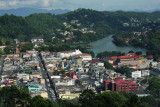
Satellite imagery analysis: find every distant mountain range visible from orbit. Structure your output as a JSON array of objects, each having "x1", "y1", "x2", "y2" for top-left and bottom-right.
[
  {"x1": 0, "y1": 7, "x2": 160, "y2": 17},
  {"x1": 0, "y1": 7, "x2": 71, "y2": 17}
]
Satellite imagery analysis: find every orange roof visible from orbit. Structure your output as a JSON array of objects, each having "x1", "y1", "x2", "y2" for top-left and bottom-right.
[{"x1": 110, "y1": 56, "x2": 118, "y2": 60}]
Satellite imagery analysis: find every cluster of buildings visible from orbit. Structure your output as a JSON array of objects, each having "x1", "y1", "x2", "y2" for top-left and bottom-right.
[
  {"x1": 107, "y1": 53, "x2": 157, "y2": 69},
  {"x1": 1, "y1": 39, "x2": 160, "y2": 101},
  {"x1": 41, "y1": 49, "x2": 93, "y2": 100},
  {"x1": 39, "y1": 49, "x2": 159, "y2": 100},
  {"x1": 54, "y1": 20, "x2": 96, "y2": 42},
  {"x1": 21, "y1": 37, "x2": 46, "y2": 48},
  {"x1": 0, "y1": 50, "x2": 49, "y2": 99}
]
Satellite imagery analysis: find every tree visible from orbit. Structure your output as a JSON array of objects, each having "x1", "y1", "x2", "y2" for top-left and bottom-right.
[
  {"x1": 79, "y1": 89, "x2": 95, "y2": 107},
  {"x1": 140, "y1": 95, "x2": 158, "y2": 107},
  {"x1": 104, "y1": 62, "x2": 113, "y2": 69},
  {"x1": 59, "y1": 99, "x2": 79, "y2": 107},
  {"x1": 94, "y1": 92, "x2": 119, "y2": 107},
  {"x1": 85, "y1": 51, "x2": 95, "y2": 58},
  {"x1": 128, "y1": 50, "x2": 134, "y2": 53},
  {"x1": 0, "y1": 86, "x2": 31, "y2": 107},
  {"x1": 4, "y1": 46, "x2": 13, "y2": 54},
  {"x1": 31, "y1": 95, "x2": 54, "y2": 107},
  {"x1": 123, "y1": 94, "x2": 141, "y2": 107},
  {"x1": 146, "y1": 77, "x2": 160, "y2": 97},
  {"x1": 60, "y1": 69, "x2": 66, "y2": 75},
  {"x1": 20, "y1": 43, "x2": 33, "y2": 52},
  {"x1": 53, "y1": 70, "x2": 58, "y2": 75},
  {"x1": 0, "y1": 49, "x2": 3, "y2": 58},
  {"x1": 115, "y1": 66, "x2": 131, "y2": 77},
  {"x1": 114, "y1": 58, "x2": 120, "y2": 65},
  {"x1": 135, "y1": 51, "x2": 142, "y2": 56}
]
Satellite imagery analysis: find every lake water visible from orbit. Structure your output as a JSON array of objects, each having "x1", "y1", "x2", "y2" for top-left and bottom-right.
[{"x1": 89, "y1": 35, "x2": 147, "y2": 56}]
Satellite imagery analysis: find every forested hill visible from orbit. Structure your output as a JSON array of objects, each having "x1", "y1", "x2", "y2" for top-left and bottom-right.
[
  {"x1": 0, "y1": 9, "x2": 160, "y2": 44},
  {"x1": 0, "y1": 8, "x2": 71, "y2": 17}
]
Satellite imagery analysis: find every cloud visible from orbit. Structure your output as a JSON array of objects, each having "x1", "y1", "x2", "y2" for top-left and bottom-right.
[
  {"x1": 0, "y1": 0, "x2": 59, "y2": 9},
  {"x1": 0, "y1": 0, "x2": 160, "y2": 11}
]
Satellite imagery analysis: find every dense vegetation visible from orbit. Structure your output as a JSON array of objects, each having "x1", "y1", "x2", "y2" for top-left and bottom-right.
[
  {"x1": 112, "y1": 23, "x2": 160, "y2": 59},
  {"x1": 0, "y1": 9, "x2": 160, "y2": 43},
  {"x1": 0, "y1": 86, "x2": 160, "y2": 107},
  {"x1": 96, "y1": 51, "x2": 123, "y2": 58},
  {"x1": 0, "y1": 9, "x2": 160, "y2": 57},
  {"x1": 0, "y1": 86, "x2": 54, "y2": 107},
  {"x1": 141, "y1": 76, "x2": 160, "y2": 98}
]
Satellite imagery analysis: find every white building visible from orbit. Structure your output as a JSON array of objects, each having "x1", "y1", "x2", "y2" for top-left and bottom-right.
[
  {"x1": 0, "y1": 45, "x2": 7, "y2": 51},
  {"x1": 17, "y1": 73, "x2": 30, "y2": 81},
  {"x1": 55, "y1": 78, "x2": 75, "y2": 86},
  {"x1": 141, "y1": 70, "x2": 150, "y2": 77},
  {"x1": 131, "y1": 70, "x2": 141, "y2": 79},
  {"x1": 57, "y1": 49, "x2": 82, "y2": 58},
  {"x1": 74, "y1": 54, "x2": 92, "y2": 61},
  {"x1": 31, "y1": 37, "x2": 44, "y2": 43}
]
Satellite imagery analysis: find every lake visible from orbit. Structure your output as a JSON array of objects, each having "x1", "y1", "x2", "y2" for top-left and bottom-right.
[{"x1": 89, "y1": 35, "x2": 146, "y2": 56}]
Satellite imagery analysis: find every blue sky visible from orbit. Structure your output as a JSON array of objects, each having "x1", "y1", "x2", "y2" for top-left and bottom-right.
[{"x1": 0, "y1": 0, "x2": 160, "y2": 11}]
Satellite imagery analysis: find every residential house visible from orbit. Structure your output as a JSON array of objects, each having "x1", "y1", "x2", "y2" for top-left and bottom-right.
[
  {"x1": 74, "y1": 54, "x2": 92, "y2": 61},
  {"x1": 131, "y1": 70, "x2": 141, "y2": 79}
]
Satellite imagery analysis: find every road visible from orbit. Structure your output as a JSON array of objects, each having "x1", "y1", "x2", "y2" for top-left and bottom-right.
[
  {"x1": 0, "y1": 56, "x2": 5, "y2": 86},
  {"x1": 38, "y1": 53, "x2": 59, "y2": 104}
]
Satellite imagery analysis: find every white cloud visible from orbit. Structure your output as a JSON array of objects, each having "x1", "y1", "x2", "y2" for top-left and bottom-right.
[{"x1": 0, "y1": 0, "x2": 160, "y2": 11}]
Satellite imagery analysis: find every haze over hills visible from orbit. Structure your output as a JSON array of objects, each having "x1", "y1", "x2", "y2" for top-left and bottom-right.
[
  {"x1": 0, "y1": 7, "x2": 71, "y2": 17},
  {"x1": 0, "y1": 7, "x2": 160, "y2": 17}
]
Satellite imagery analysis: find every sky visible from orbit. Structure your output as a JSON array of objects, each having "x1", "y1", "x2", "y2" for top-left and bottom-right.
[{"x1": 0, "y1": 0, "x2": 160, "y2": 11}]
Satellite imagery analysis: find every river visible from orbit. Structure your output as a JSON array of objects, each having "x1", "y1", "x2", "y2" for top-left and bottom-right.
[{"x1": 89, "y1": 35, "x2": 146, "y2": 56}]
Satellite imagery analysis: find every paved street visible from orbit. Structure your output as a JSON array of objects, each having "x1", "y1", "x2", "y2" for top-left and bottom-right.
[
  {"x1": 38, "y1": 53, "x2": 58, "y2": 103},
  {"x1": 0, "y1": 56, "x2": 5, "y2": 86}
]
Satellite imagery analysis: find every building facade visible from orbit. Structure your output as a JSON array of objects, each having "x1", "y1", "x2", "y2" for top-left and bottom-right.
[{"x1": 105, "y1": 78, "x2": 139, "y2": 92}]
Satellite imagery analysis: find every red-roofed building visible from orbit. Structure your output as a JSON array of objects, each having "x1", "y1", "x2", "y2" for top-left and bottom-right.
[
  {"x1": 23, "y1": 52, "x2": 32, "y2": 55},
  {"x1": 23, "y1": 52, "x2": 32, "y2": 58},
  {"x1": 104, "y1": 79, "x2": 111, "y2": 90},
  {"x1": 65, "y1": 35, "x2": 74, "y2": 40},
  {"x1": 124, "y1": 38, "x2": 131, "y2": 41},
  {"x1": 107, "y1": 53, "x2": 143, "y2": 63},
  {"x1": 128, "y1": 81, "x2": 139, "y2": 91},
  {"x1": 105, "y1": 78, "x2": 138, "y2": 92},
  {"x1": 21, "y1": 42, "x2": 30, "y2": 45},
  {"x1": 147, "y1": 55, "x2": 153, "y2": 59},
  {"x1": 44, "y1": 50, "x2": 50, "y2": 52},
  {"x1": 124, "y1": 38, "x2": 131, "y2": 43}
]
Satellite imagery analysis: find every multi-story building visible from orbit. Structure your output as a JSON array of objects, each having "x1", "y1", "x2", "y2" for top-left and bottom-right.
[
  {"x1": 57, "y1": 49, "x2": 82, "y2": 58},
  {"x1": 105, "y1": 77, "x2": 139, "y2": 92}
]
